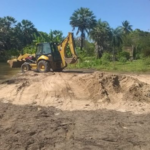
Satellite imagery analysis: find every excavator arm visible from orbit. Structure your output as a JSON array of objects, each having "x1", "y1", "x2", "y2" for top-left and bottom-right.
[{"x1": 57, "y1": 32, "x2": 78, "y2": 68}]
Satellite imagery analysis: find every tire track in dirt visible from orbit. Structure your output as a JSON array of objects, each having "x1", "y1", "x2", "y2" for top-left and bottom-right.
[
  {"x1": 58, "y1": 73, "x2": 74, "y2": 109},
  {"x1": 58, "y1": 72, "x2": 76, "y2": 149}
]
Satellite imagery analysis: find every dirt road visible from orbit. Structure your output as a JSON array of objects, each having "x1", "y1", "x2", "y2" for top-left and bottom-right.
[{"x1": 0, "y1": 70, "x2": 150, "y2": 149}]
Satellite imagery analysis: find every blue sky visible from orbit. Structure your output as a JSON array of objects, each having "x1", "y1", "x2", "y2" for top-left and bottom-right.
[{"x1": 0, "y1": 0, "x2": 150, "y2": 36}]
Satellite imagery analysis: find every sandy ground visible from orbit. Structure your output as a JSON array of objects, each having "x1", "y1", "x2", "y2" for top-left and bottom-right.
[
  {"x1": 0, "y1": 70, "x2": 150, "y2": 149},
  {"x1": 0, "y1": 70, "x2": 150, "y2": 114}
]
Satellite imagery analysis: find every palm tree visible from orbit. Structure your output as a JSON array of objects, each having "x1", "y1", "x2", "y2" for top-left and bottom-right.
[
  {"x1": 33, "y1": 30, "x2": 64, "y2": 44},
  {"x1": 89, "y1": 19, "x2": 111, "y2": 58},
  {"x1": 33, "y1": 32, "x2": 46, "y2": 44},
  {"x1": 14, "y1": 20, "x2": 37, "y2": 54},
  {"x1": 0, "y1": 16, "x2": 17, "y2": 50},
  {"x1": 49, "y1": 30, "x2": 63, "y2": 43},
  {"x1": 16, "y1": 20, "x2": 37, "y2": 46},
  {"x1": 121, "y1": 21, "x2": 133, "y2": 55},
  {"x1": 0, "y1": 16, "x2": 16, "y2": 32},
  {"x1": 121, "y1": 20, "x2": 132, "y2": 34},
  {"x1": 110, "y1": 27, "x2": 123, "y2": 60},
  {"x1": 70, "y1": 7, "x2": 96, "y2": 50}
]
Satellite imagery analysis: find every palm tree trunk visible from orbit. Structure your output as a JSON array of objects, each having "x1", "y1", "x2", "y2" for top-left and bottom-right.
[
  {"x1": 112, "y1": 46, "x2": 116, "y2": 69},
  {"x1": 95, "y1": 42, "x2": 101, "y2": 59},
  {"x1": 113, "y1": 46, "x2": 115, "y2": 61},
  {"x1": 80, "y1": 30, "x2": 84, "y2": 50},
  {"x1": 95, "y1": 42, "x2": 98, "y2": 58},
  {"x1": 80, "y1": 37, "x2": 83, "y2": 50}
]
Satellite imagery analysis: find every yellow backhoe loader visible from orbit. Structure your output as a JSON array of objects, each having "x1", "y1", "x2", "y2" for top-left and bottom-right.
[{"x1": 7, "y1": 32, "x2": 78, "y2": 72}]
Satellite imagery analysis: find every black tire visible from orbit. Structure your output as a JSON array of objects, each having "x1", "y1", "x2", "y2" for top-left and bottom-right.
[
  {"x1": 37, "y1": 60, "x2": 50, "y2": 73},
  {"x1": 21, "y1": 63, "x2": 31, "y2": 73}
]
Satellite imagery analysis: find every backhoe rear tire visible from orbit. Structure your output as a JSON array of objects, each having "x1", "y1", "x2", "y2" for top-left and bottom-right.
[
  {"x1": 53, "y1": 69, "x2": 63, "y2": 72},
  {"x1": 37, "y1": 60, "x2": 50, "y2": 73}
]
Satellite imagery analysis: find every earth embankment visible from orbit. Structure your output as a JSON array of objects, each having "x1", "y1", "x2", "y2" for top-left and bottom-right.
[{"x1": 0, "y1": 71, "x2": 150, "y2": 113}]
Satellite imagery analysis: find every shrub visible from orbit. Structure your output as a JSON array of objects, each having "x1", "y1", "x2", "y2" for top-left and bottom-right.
[
  {"x1": 91, "y1": 59, "x2": 102, "y2": 66},
  {"x1": 101, "y1": 53, "x2": 111, "y2": 61},
  {"x1": 142, "y1": 47, "x2": 150, "y2": 57},
  {"x1": 23, "y1": 45, "x2": 36, "y2": 54},
  {"x1": 118, "y1": 51, "x2": 130, "y2": 60},
  {"x1": 119, "y1": 56, "x2": 127, "y2": 63},
  {"x1": 0, "y1": 49, "x2": 20, "y2": 61},
  {"x1": 5, "y1": 49, "x2": 20, "y2": 56},
  {"x1": 135, "y1": 53, "x2": 140, "y2": 59},
  {"x1": 101, "y1": 53, "x2": 111, "y2": 65},
  {"x1": 143, "y1": 57, "x2": 150, "y2": 65},
  {"x1": 83, "y1": 56, "x2": 96, "y2": 61}
]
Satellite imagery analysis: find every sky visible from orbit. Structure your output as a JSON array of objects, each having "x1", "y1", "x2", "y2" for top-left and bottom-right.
[{"x1": 0, "y1": 0, "x2": 150, "y2": 36}]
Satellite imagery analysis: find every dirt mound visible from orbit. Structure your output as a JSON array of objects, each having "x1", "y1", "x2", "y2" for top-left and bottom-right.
[
  {"x1": 96, "y1": 72, "x2": 150, "y2": 103},
  {"x1": 0, "y1": 102, "x2": 150, "y2": 150},
  {"x1": 0, "y1": 71, "x2": 150, "y2": 113}
]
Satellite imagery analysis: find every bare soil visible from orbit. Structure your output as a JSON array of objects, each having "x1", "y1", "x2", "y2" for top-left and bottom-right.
[
  {"x1": 0, "y1": 70, "x2": 150, "y2": 149},
  {"x1": 0, "y1": 71, "x2": 150, "y2": 113},
  {"x1": 1, "y1": 102, "x2": 150, "y2": 150}
]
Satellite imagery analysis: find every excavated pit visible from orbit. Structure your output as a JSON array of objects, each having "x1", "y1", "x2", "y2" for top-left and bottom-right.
[
  {"x1": 1, "y1": 71, "x2": 150, "y2": 150},
  {"x1": 0, "y1": 71, "x2": 150, "y2": 113}
]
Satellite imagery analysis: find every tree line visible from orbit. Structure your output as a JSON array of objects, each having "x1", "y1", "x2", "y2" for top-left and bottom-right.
[
  {"x1": 0, "y1": 16, "x2": 64, "y2": 59},
  {"x1": 0, "y1": 7, "x2": 150, "y2": 61},
  {"x1": 70, "y1": 7, "x2": 150, "y2": 60}
]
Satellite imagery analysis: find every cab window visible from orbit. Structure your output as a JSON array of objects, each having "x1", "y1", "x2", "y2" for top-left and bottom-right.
[
  {"x1": 43, "y1": 43, "x2": 51, "y2": 54},
  {"x1": 36, "y1": 44, "x2": 42, "y2": 55}
]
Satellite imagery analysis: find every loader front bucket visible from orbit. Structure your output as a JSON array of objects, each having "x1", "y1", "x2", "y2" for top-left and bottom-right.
[{"x1": 7, "y1": 59, "x2": 25, "y2": 68}]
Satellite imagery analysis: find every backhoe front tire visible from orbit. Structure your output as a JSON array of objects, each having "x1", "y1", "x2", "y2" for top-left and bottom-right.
[
  {"x1": 37, "y1": 60, "x2": 50, "y2": 73},
  {"x1": 21, "y1": 63, "x2": 31, "y2": 73}
]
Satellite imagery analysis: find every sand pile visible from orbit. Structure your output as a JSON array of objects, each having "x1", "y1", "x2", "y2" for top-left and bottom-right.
[{"x1": 0, "y1": 71, "x2": 150, "y2": 113}]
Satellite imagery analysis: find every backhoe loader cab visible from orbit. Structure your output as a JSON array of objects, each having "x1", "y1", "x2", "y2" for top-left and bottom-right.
[{"x1": 36, "y1": 43, "x2": 61, "y2": 62}]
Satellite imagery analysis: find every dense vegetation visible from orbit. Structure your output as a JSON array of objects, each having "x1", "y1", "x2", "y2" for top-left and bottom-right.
[
  {"x1": 0, "y1": 16, "x2": 64, "y2": 61},
  {"x1": 0, "y1": 7, "x2": 150, "y2": 72}
]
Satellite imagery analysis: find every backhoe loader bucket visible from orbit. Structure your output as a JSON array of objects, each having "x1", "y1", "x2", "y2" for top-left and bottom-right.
[
  {"x1": 7, "y1": 59, "x2": 25, "y2": 68},
  {"x1": 7, "y1": 54, "x2": 34, "y2": 68},
  {"x1": 65, "y1": 57, "x2": 78, "y2": 64}
]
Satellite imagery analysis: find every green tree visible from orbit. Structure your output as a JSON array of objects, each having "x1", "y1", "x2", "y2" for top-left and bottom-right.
[
  {"x1": 33, "y1": 32, "x2": 47, "y2": 44},
  {"x1": 121, "y1": 20, "x2": 133, "y2": 49},
  {"x1": 121, "y1": 20, "x2": 132, "y2": 34},
  {"x1": 15, "y1": 20, "x2": 37, "y2": 47},
  {"x1": 70, "y1": 7, "x2": 96, "y2": 50},
  {"x1": 0, "y1": 16, "x2": 17, "y2": 50},
  {"x1": 49, "y1": 30, "x2": 63, "y2": 43},
  {"x1": 110, "y1": 27, "x2": 123, "y2": 60},
  {"x1": 89, "y1": 19, "x2": 111, "y2": 58},
  {"x1": 33, "y1": 30, "x2": 64, "y2": 44}
]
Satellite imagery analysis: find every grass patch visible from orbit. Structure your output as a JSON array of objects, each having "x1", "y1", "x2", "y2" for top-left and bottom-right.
[{"x1": 68, "y1": 59, "x2": 150, "y2": 73}]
